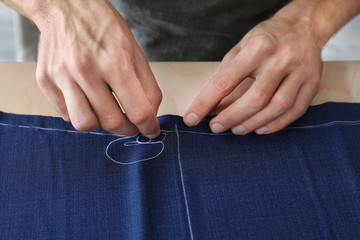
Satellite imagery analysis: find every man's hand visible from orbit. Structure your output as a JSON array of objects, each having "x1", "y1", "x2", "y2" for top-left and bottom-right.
[
  {"x1": 184, "y1": 15, "x2": 322, "y2": 135},
  {"x1": 4, "y1": 0, "x2": 162, "y2": 138},
  {"x1": 184, "y1": 0, "x2": 360, "y2": 135}
]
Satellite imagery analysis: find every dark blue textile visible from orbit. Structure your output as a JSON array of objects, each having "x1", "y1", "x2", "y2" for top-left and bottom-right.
[{"x1": 1, "y1": 102, "x2": 360, "y2": 239}]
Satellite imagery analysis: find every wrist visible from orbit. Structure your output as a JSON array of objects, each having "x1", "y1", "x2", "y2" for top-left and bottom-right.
[
  {"x1": 272, "y1": 0, "x2": 360, "y2": 49},
  {"x1": 1, "y1": 0, "x2": 57, "y2": 32},
  {"x1": 29, "y1": 1, "x2": 66, "y2": 33},
  {"x1": 29, "y1": 0, "x2": 118, "y2": 33}
]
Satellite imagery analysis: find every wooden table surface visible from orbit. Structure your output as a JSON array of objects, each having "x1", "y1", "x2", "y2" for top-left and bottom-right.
[{"x1": 1, "y1": 61, "x2": 360, "y2": 117}]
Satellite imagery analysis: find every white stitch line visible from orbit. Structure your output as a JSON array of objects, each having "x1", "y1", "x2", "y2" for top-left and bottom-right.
[
  {"x1": 175, "y1": 124, "x2": 194, "y2": 240},
  {"x1": 18, "y1": 125, "x2": 31, "y2": 129},
  {"x1": 164, "y1": 120, "x2": 360, "y2": 135},
  {"x1": 0, "y1": 122, "x2": 117, "y2": 136},
  {"x1": 174, "y1": 130, "x2": 232, "y2": 136},
  {"x1": 284, "y1": 120, "x2": 360, "y2": 130},
  {"x1": 105, "y1": 133, "x2": 167, "y2": 165},
  {"x1": 2, "y1": 119, "x2": 360, "y2": 167},
  {"x1": 1, "y1": 119, "x2": 360, "y2": 136}
]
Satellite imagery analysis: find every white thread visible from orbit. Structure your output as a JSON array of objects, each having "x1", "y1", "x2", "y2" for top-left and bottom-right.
[
  {"x1": 172, "y1": 130, "x2": 232, "y2": 136},
  {"x1": 0, "y1": 122, "x2": 117, "y2": 136},
  {"x1": 175, "y1": 124, "x2": 194, "y2": 240},
  {"x1": 18, "y1": 125, "x2": 31, "y2": 129},
  {"x1": 105, "y1": 133, "x2": 167, "y2": 165},
  {"x1": 2, "y1": 119, "x2": 360, "y2": 136},
  {"x1": 2, "y1": 119, "x2": 360, "y2": 167},
  {"x1": 284, "y1": 120, "x2": 360, "y2": 130}
]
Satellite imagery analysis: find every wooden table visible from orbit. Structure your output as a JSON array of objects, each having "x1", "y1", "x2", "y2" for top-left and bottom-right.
[{"x1": 1, "y1": 61, "x2": 360, "y2": 117}]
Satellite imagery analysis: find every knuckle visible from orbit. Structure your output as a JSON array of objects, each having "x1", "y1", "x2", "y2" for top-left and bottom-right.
[
  {"x1": 107, "y1": 52, "x2": 133, "y2": 69},
  {"x1": 105, "y1": 54, "x2": 120, "y2": 68},
  {"x1": 100, "y1": 117, "x2": 123, "y2": 133},
  {"x1": 294, "y1": 103, "x2": 308, "y2": 117},
  {"x1": 252, "y1": 35, "x2": 275, "y2": 55},
  {"x1": 250, "y1": 88, "x2": 271, "y2": 110},
  {"x1": 72, "y1": 53, "x2": 91, "y2": 78},
  {"x1": 103, "y1": 53, "x2": 135, "y2": 81},
  {"x1": 127, "y1": 108, "x2": 153, "y2": 125},
  {"x1": 212, "y1": 75, "x2": 233, "y2": 95},
  {"x1": 279, "y1": 45, "x2": 298, "y2": 64},
  {"x1": 216, "y1": 112, "x2": 237, "y2": 129},
  {"x1": 36, "y1": 69, "x2": 49, "y2": 89},
  {"x1": 48, "y1": 63, "x2": 68, "y2": 80},
  {"x1": 273, "y1": 93, "x2": 293, "y2": 112},
  {"x1": 148, "y1": 88, "x2": 163, "y2": 108},
  {"x1": 72, "y1": 119, "x2": 99, "y2": 132},
  {"x1": 49, "y1": 65, "x2": 72, "y2": 88}
]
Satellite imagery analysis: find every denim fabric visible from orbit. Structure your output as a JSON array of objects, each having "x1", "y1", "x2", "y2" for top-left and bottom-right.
[{"x1": 1, "y1": 102, "x2": 360, "y2": 239}]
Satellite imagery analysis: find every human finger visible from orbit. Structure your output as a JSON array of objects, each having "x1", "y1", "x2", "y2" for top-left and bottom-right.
[
  {"x1": 256, "y1": 80, "x2": 319, "y2": 134},
  {"x1": 36, "y1": 70, "x2": 70, "y2": 122},
  {"x1": 231, "y1": 72, "x2": 304, "y2": 135},
  {"x1": 183, "y1": 45, "x2": 265, "y2": 127},
  {"x1": 103, "y1": 57, "x2": 160, "y2": 138},
  {"x1": 209, "y1": 54, "x2": 291, "y2": 133},
  {"x1": 66, "y1": 57, "x2": 138, "y2": 136},
  {"x1": 59, "y1": 76, "x2": 100, "y2": 132},
  {"x1": 133, "y1": 48, "x2": 163, "y2": 115},
  {"x1": 84, "y1": 83, "x2": 139, "y2": 136}
]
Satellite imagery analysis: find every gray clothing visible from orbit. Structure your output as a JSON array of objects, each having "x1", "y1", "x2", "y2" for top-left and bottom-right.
[
  {"x1": 13, "y1": 13, "x2": 39, "y2": 61},
  {"x1": 15, "y1": 0, "x2": 290, "y2": 61},
  {"x1": 110, "y1": 0, "x2": 289, "y2": 61}
]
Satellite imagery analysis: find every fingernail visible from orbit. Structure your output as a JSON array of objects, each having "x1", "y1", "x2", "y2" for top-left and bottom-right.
[
  {"x1": 255, "y1": 126, "x2": 268, "y2": 135},
  {"x1": 232, "y1": 124, "x2": 246, "y2": 135},
  {"x1": 184, "y1": 112, "x2": 199, "y2": 126},
  {"x1": 211, "y1": 123, "x2": 225, "y2": 133}
]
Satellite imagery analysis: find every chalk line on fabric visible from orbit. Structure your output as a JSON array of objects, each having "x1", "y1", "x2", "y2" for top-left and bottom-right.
[
  {"x1": 2, "y1": 119, "x2": 360, "y2": 166},
  {"x1": 175, "y1": 124, "x2": 194, "y2": 240}
]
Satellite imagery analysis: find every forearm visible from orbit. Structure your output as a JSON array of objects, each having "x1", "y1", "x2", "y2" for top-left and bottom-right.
[
  {"x1": 0, "y1": 0, "x2": 116, "y2": 32},
  {"x1": 0, "y1": 0, "x2": 46, "y2": 21},
  {"x1": 272, "y1": 0, "x2": 360, "y2": 48}
]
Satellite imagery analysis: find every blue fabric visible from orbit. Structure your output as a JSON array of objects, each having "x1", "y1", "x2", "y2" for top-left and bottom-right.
[{"x1": 1, "y1": 102, "x2": 360, "y2": 239}]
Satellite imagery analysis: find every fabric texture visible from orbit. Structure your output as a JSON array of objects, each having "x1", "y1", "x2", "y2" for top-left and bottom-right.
[{"x1": 1, "y1": 102, "x2": 360, "y2": 239}]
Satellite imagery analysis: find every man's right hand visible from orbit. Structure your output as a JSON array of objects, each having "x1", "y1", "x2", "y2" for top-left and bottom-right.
[{"x1": 24, "y1": 0, "x2": 162, "y2": 137}]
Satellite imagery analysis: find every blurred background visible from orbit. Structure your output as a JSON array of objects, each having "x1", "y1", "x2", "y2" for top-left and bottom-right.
[{"x1": 1, "y1": 2, "x2": 359, "y2": 62}]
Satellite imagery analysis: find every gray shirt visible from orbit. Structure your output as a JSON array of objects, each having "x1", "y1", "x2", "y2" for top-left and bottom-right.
[
  {"x1": 15, "y1": 0, "x2": 290, "y2": 61},
  {"x1": 109, "y1": 0, "x2": 290, "y2": 61}
]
